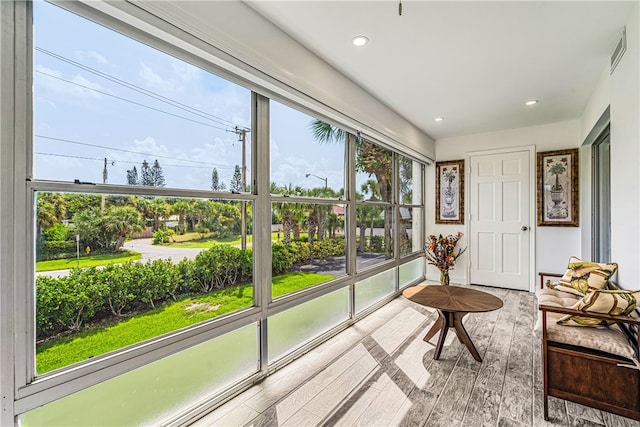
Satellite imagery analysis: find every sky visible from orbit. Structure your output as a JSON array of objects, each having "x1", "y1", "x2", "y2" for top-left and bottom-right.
[{"x1": 33, "y1": 0, "x2": 347, "y2": 194}]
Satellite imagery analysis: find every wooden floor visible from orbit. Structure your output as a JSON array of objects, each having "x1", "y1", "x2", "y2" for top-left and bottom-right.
[{"x1": 191, "y1": 284, "x2": 640, "y2": 427}]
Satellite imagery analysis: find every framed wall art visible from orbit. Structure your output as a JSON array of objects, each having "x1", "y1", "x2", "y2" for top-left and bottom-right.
[
  {"x1": 435, "y1": 159, "x2": 464, "y2": 224},
  {"x1": 537, "y1": 148, "x2": 579, "y2": 227}
]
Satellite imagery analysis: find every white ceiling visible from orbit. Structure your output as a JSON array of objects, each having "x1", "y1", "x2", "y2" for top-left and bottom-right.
[{"x1": 247, "y1": 1, "x2": 633, "y2": 140}]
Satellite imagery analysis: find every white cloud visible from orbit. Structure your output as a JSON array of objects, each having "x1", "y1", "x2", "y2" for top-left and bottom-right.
[
  {"x1": 138, "y1": 62, "x2": 179, "y2": 93},
  {"x1": 35, "y1": 64, "x2": 104, "y2": 99},
  {"x1": 132, "y1": 136, "x2": 170, "y2": 158},
  {"x1": 75, "y1": 50, "x2": 109, "y2": 65},
  {"x1": 172, "y1": 60, "x2": 200, "y2": 83}
]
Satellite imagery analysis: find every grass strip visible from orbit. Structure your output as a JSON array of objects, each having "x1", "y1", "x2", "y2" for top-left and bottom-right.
[
  {"x1": 35, "y1": 250, "x2": 141, "y2": 272},
  {"x1": 36, "y1": 271, "x2": 334, "y2": 373}
]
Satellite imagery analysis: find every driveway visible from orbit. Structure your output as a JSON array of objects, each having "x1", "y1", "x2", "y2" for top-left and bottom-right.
[{"x1": 38, "y1": 238, "x2": 205, "y2": 278}]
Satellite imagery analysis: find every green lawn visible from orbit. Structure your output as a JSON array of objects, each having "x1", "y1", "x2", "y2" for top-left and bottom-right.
[
  {"x1": 36, "y1": 271, "x2": 334, "y2": 373},
  {"x1": 166, "y1": 232, "x2": 304, "y2": 249},
  {"x1": 35, "y1": 250, "x2": 141, "y2": 272}
]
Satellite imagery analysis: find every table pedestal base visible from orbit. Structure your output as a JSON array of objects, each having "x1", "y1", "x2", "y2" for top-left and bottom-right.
[{"x1": 423, "y1": 310, "x2": 482, "y2": 362}]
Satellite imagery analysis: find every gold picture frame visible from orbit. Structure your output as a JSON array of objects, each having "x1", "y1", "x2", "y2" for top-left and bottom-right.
[
  {"x1": 537, "y1": 148, "x2": 579, "y2": 227},
  {"x1": 435, "y1": 159, "x2": 464, "y2": 224}
]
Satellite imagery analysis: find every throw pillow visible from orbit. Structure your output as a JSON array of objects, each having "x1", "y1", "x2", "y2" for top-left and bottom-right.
[
  {"x1": 547, "y1": 256, "x2": 618, "y2": 296},
  {"x1": 557, "y1": 288, "x2": 639, "y2": 327}
]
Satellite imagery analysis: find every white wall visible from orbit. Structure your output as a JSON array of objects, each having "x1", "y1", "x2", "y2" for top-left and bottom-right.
[
  {"x1": 430, "y1": 120, "x2": 583, "y2": 285},
  {"x1": 610, "y1": 6, "x2": 639, "y2": 287},
  {"x1": 580, "y1": 4, "x2": 639, "y2": 288}
]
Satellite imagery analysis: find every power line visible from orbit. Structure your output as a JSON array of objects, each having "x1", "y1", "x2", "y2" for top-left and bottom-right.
[
  {"x1": 36, "y1": 70, "x2": 231, "y2": 132},
  {"x1": 35, "y1": 46, "x2": 248, "y2": 131},
  {"x1": 35, "y1": 135, "x2": 235, "y2": 168},
  {"x1": 35, "y1": 152, "x2": 222, "y2": 169}
]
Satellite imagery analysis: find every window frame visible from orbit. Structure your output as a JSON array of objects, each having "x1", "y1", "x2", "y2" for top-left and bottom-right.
[{"x1": 8, "y1": 0, "x2": 429, "y2": 420}]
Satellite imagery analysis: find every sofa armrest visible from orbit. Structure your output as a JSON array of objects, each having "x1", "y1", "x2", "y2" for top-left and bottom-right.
[{"x1": 538, "y1": 272, "x2": 564, "y2": 289}]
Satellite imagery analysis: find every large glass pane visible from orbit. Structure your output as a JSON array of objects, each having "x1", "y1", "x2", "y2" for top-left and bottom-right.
[
  {"x1": 20, "y1": 323, "x2": 258, "y2": 426},
  {"x1": 399, "y1": 155, "x2": 423, "y2": 205},
  {"x1": 271, "y1": 202, "x2": 346, "y2": 298},
  {"x1": 354, "y1": 269, "x2": 397, "y2": 314},
  {"x1": 268, "y1": 287, "x2": 349, "y2": 362},
  {"x1": 355, "y1": 205, "x2": 393, "y2": 269},
  {"x1": 593, "y1": 132, "x2": 611, "y2": 263},
  {"x1": 399, "y1": 258, "x2": 425, "y2": 289},
  {"x1": 399, "y1": 207, "x2": 422, "y2": 256},
  {"x1": 270, "y1": 101, "x2": 345, "y2": 198},
  {"x1": 35, "y1": 192, "x2": 254, "y2": 374},
  {"x1": 34, "y1": 1, "x2": 250, "y2": 190},
  {"x1": 355, "y1": 139, "x2": 392, "y2": 203}
]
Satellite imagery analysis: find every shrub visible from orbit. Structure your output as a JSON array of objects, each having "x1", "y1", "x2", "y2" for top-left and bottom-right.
[
  {"x1": 36, "y1": 268, "x2": 107, "y2": 335},
  {"x1": 139, "y1": 259, "x2": 181, "y2": 307},
  {"x1": 42, "y1": 223, "x2": 71, "y2": 242},
  {"x1": 272, "y1": 243, "x2": 293, "y2": 275},
  {"x1": 176, "y1": 258, "x2": 197, "y2": 294},
  {"x1": 192, "y1": 245, "x2": 247, "y2": 292},
  {"x1": 36, "y1": 240, "x2": 78, "y2": 261},
  {"x1": 313, "y1": 238, "x2": 345, "y2": 259},
  {"x1": 369, "y1": 236, "x2": 384, "y2": 252},
  {"x1": 152, "y1": 229, "x2": 175, "y2": 245},
  {"x1": 102, "y1": 263, "x2": 137, "y2": 316}
]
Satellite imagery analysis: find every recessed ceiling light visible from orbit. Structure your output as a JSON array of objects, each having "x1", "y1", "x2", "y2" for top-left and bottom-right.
[
  {"x1": 434, "y1": 117, "x2": 445, "y2": 122},
  {"x1": 352, "y1": 36, "x2": 369, "y2": 47},
  {"x1": 525, "y1": 99, "x2": 539, "y2": 106}
]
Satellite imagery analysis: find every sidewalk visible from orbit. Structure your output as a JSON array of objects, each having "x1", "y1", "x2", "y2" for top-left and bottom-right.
[{"x1": 37, "y1": 238, "x2": 205, "y2": 278}]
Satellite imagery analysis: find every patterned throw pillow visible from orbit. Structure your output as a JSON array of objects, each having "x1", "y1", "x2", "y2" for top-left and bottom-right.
[
  {"x1": 557, "y1": 289, "x2": 640, "y2": 327},
  {"x1": 547, "y1": 256, "x2": 618, "y2": 296}
]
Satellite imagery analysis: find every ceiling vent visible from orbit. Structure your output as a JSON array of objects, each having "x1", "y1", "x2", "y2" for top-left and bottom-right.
[{"x1": 610, "y1": 27, "x2": 626, "y2": 74}]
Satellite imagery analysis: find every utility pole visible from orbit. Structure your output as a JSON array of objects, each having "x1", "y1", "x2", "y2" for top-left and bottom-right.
[{"x1": 101, "y1": 157, "x2": 108, "y2": 212}]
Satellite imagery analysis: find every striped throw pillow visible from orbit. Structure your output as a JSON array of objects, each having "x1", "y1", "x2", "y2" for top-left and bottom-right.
[
  {"x1": 558, "y1": 288, "x2": 639, "y2": 327},
  {"x1": 547, "y1": 256, "x2": 618, "y2": 296}
]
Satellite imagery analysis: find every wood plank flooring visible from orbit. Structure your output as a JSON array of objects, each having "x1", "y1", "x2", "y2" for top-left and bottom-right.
[{"x1": 190, "y1": 284, "x2": 640, "y2": 427}]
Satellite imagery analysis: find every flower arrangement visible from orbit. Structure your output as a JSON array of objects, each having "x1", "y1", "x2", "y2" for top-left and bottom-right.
[{"x1": 425, "y1": 232, "x2": 467, "y2": 285}]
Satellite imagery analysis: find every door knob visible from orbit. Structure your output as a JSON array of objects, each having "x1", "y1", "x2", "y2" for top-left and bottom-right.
[{"x1": 521, "y1": 226, "x2": 529, "y2": 231}]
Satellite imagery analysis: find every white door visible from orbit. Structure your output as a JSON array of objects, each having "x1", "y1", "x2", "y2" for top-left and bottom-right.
[{"x1": 469, "y1": 149, "x2": 531, "y2": 290}]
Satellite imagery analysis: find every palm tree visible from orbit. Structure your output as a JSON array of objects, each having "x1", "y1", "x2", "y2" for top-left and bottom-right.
[
  {"x1": 172, "y1": 199, "x2": 190, "y2": 235},
  {"x1": 311, "y1": 120, "x2": 393, "y2": 258},
  {"x1": 549, "y1": 162, "x2": 567, "y2": 191},
  {"x1": 106, "y1": 207, "x2": 145, "y2": 252}
]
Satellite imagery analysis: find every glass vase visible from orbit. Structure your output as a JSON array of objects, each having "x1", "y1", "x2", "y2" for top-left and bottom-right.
[{"x1": 439, "y1": 270, "x2": 450, "y2": 286}]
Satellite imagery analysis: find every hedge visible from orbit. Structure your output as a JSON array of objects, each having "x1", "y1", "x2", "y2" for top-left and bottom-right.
[{"x1": 35, "y1": 240, "x2": 345, "y2": 340}]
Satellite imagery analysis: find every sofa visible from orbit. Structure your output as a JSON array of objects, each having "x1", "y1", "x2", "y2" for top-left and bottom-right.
[{"x1": 535, "y1": 261, "x2": 640, "y2": 421}]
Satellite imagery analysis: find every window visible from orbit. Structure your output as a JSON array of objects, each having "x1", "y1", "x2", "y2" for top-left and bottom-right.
[
  {"x1": 34, "y1": 1, "x2": 250, "y2": 189},
  {"x1": 33, "y1": 1, "x2": 254, "y2": 375},
  {"x1": 398, "y1": 155, "x2": 424, "y2": 256},
  {"x1": 592, "y1": 125, "x2": 611, "y2": 262},
  {"x1": 14, "y1": 1, "x2": 428, "y2": 421},
  {"x1": 270, "y1": 101, "x2": 347, "y2": 298},
  {"x1": 356, "y1": 138, "x2": 394, "y2": 269}
]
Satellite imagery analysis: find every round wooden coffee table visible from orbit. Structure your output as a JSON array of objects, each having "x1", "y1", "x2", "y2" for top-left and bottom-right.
[{"x1": 402, "y1": 285, "x2": 503, "y2": 362}]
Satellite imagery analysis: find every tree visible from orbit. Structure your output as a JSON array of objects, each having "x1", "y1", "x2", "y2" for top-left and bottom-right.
[
  {"x1": 230, "y1": 165, "x2": 242, "y2": 193},
  {"x1": 211, "y1": 168, "x2": 226, "y2": 191},
  {"x1": 399, "y1": 156, "x2": 413, "y2": 203},
  {"x1": 106, "y1": 207, "x2": 145, "y2": 252},
  {"x1": 172, "y1": 200, "x2": 190, "y2": 234},
  {"x1": 126, "y1": 166, "x2": 139, "y2": 185},
  {"x1": 140, "y1": 160, "x2": 153, "y2": 186},
  {"x1": 150, "y1": 159, "x2": 166, "y2": 187},
  {"x1": 36, "y1": 193, "x2": 67, "y2": 243},
  {"x1": 311, "y1": 120, "x2": 393, "y2": 257},
  {"x1": 73, "y1": 206, "x2": 144, "y2": 252}
]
